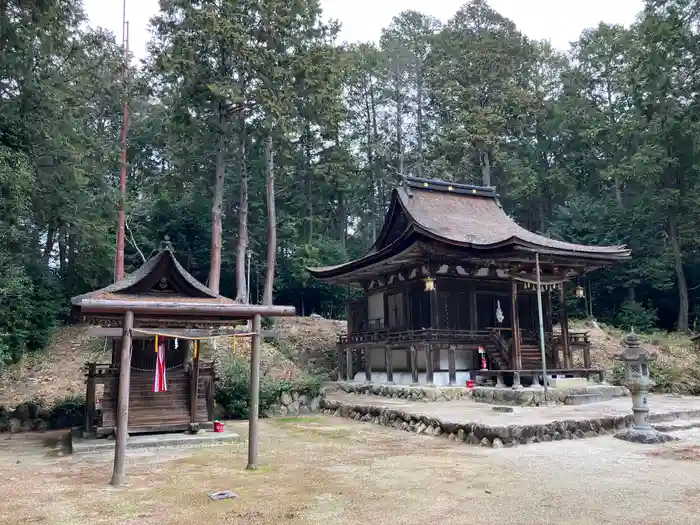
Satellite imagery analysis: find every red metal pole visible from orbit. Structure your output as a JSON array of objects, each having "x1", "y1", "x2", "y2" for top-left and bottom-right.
[{"x1": 115, "y1": 4, "x2": 129, "y2": 282}]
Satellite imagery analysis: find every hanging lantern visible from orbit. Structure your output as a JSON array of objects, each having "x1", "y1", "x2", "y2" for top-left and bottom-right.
[
  {"x1": 576, "y1": 285, "x2": 585, "y2": 298},
  {"x1": 424, "y1": 276, "x2": 435, "y2": 292}
]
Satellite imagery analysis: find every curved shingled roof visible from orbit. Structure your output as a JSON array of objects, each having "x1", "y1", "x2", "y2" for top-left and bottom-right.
[
  {"x1": 308, "y1": 177, "x2": 630, "y2": 280},
  {"x1": 71, "y1": 247, "x2": 235, "y2": 306}
]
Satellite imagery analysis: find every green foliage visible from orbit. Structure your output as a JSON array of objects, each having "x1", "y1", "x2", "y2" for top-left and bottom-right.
[
  {"x1": 49, "y1": 395, "x2": 86, "y2": 429},
  {"x1": 215, "y1": 356, "x2": 324, "y2": 420},
  {"x1": 614, "y1": 299, "x2": 659, "y2": 333},
  {"x1": 4, "y1": 0, "x2": 700, "y2": 354},
  {"x1": 649, "y1": 361, "x2": 686, "y2": 393}
]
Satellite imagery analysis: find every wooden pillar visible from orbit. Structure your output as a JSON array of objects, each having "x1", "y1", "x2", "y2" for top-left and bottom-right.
[
  {"x1": 544, "y1": 290, "x2": 557, "y2": 368},
  {"x1": 109, "y1": 310, "x2": 134, "y2": 487},
  {"x1": 345, "y1": 348, "x2": 353, "y2": 381},
  {"x1": 189, "y1": 340, "x2": 200, "y2": 425},
  {"x1": 469, "y1": 288, "x2": 478, "y2": 331},
  {"x1": 410, "y1": 344, "x2": 419, "y2": 384},
  {"x1": 85, "y1": 363, "x2": 96, "y2": 435},
  {"x1": 383, "y1": 289, "x2": 390, "y2": 329},
  {"x1": 110, "y1": 339, "x2": 118, "y2": 366},
  {"x1": 559, "y1": 285, "x2": 571, "y2": 368},
  {"x1": 206, "y1": 377, "x2": 215, "y2": 420},
  {"x1": 364, "y1": 344, "x2": 372, "y2": 382},
  {"x1": 430, "y1": 286, "x2": 439, "y2": 330},
  {"x1": 550, "y1": 338, "x2": 559, "y2": 370},
  {"x1": 385, "y1": 346, "x2": 394, "y2": 384},
  {"x1": 403, "y1": 291, "x2": 411, "y2": 330},
  {"x1": 337, "y1": 345, "x2": 344, "y2": 381},
  {"x1": 425, "y1": 343, "x2": 434, "y2": 385},
  {"x1": 543, "y1": 291, "x2": 553, "y2": 334},
  {"x1": 583, "y1": 345, "x2": 592, "y2": 371},
  {"x1": 510, "y1": 279, "x2": 522, "y2": 370},
  {"x1": 448, "y1": 345, "x2": 456, "y2": 385},
  {"x1": 247, "y1": 313, "x2": 262, "y2": 470},
  {"x1": 345, "y1": 296, "x2": 352, "y2": 337},
  {"x1": 427, "y1": 277, "x2": 438, "y2": 387}
]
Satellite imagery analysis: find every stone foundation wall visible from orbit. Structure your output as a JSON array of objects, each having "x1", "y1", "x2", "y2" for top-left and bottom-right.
[
  {"x1": 331, "y1": 382, "x2": 629, "y2": 407},
  {"x1": 471, "y1": 385, "x2": 629, "y2": 406},
  {"x1": 0, "y1": 402, "x2": 83, "y2": 433},
  {"x1": 334, "y1": 382, "x2": 470, "y2": 402},
  {"x1": 320, "y1": 397, "x2": 634, "y2": 447},
  {"x1": 266, "y1": 391, "x2": 323, "y2": 417}
]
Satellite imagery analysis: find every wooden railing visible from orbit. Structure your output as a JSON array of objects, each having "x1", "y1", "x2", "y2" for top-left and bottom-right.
[
  {"x1": 338, "y1": 328, "x2": 495, "y2": 346},
  {"x1": 551, "y1": 330, "x2": 590, "y2": 346},
  {"x1": 85, "y1": 362, "x2": 119, "y2": 381}
]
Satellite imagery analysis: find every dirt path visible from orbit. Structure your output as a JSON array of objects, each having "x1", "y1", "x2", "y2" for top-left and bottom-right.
[{"x1": 1, "y1": 416, "x2": 700, "y2": 525}]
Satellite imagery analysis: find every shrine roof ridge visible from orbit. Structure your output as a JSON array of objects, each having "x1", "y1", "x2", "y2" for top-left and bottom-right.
[
  {"x1": 306, "y1": 177, "x2": 631, "y2": 283},
  {"x1": 403, "y1": 176, "x2": 497, "y2": 198}
]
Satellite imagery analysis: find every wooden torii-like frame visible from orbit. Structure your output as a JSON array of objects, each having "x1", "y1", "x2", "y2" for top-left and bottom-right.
[{"x1": 71, "y1": 245, "x2": 295, "y2": 485}]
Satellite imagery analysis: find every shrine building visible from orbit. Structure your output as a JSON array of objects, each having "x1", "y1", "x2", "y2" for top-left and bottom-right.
[{"x1": 307, "y1": 177, "x2": 630, "y2": 388}]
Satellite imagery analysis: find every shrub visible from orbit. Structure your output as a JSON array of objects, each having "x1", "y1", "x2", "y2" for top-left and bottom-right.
[
  {"x1": 49, "y1": 395, "x2": 85, "y2": 429},
  {"x1": 215, "y1": 356, "x2": 325, "y2": 419},
  {"x1": 614, "y1": 299, "x2": 658, "y2": 333}
]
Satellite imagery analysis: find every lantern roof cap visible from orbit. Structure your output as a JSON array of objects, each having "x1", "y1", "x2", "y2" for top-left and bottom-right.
[{"x1": 616, "y1": 328, "x2": 657, "y2": 362}]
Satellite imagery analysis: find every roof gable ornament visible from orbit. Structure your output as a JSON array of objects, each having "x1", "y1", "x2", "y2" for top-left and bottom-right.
[{"x1": 160, "y1": 235, "x2": 174, "y2": 252}]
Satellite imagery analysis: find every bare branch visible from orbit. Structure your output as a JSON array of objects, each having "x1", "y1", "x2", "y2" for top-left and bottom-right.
[{"x1": 125, "y1": 218, "x2": 146, "y2": 264}]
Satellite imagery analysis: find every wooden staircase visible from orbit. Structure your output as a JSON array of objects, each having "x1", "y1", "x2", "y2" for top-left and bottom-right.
[
  {"x1": 486, "y1": 331, "x2": 511, "y2": 370},
  {"x1": 100, "y1": 369, "x2": 213, "y2": 435},
  {"x1": 520, "y1": 343, "x2": 554, "y2": 369}
]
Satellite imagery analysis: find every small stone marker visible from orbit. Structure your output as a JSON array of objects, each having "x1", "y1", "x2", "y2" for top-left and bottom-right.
[
  {"x1": 613, "y1": 330, "x2": 678, "y2": 444},
  {"x1": 208, "y1": 491, "x2": 239, "y2": 501},
  {"x1": 492, "y1": 406, "x2": 514, "y2": 413}
]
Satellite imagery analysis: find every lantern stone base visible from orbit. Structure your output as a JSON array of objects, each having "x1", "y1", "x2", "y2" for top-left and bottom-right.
[{"x1": 613, "y1": 428, "x2": 678, "y2": 444}]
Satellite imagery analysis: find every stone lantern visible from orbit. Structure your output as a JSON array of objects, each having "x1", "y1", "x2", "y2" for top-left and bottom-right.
[{"x1": 614, "y1": 330, "x2": 676, "y2": 444}]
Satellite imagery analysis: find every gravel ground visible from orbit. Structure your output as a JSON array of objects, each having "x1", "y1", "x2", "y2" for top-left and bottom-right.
[{"x1": 1, "y1": 417, "x2": 699, "y2": 525}]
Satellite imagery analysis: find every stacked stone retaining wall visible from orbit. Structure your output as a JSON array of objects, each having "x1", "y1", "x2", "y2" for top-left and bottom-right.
[
  {"x1": 333, "y1": 382, "x2": 471, "y2": 402},
  {"x1": 320, "y1": 397, "x2": 635, "y2": 448}
]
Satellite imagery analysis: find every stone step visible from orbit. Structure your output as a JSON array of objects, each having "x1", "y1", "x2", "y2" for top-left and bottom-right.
[
  {"x1": 652, "y1": 419, "x2": 700, "y2": 432},
  {"x1": 564, "y1": 393, "x2": 603, "y2": 405}
]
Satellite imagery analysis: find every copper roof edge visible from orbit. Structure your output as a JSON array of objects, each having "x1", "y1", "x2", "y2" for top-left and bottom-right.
[{"x1": 404, "y1": 176, "x2": 497, "y2": 198}]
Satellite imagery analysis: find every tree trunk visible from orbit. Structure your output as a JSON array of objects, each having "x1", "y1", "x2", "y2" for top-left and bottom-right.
[
  {"x1": 305, "y1": 123, "x2": 313, "y2": 242},
  {"x1": 67, "y1": 231, "x2": 76, "y2": 276},
  {"x1": 481, "y1": 149, "x2": 491, "y2": 187},
  {"x1": 364, "y1": 82, "x2": 377, "y2": 244},
  {"x1": 614, "y1": 175, "x2": 623, "y2": 207},
  {"x1": 337, "y1": 189, "x2": 346, "y2": 252},
  {"x1": 43, "y1": 223, "x2": 55, "y2": 264},
  {"x1": 668, "y1": 213, "x2": 689, "y2": 331},
  {"x1": 235, "y1": 129, "x2": 249, "y2": 302},
  {"x1": 416, "y1": 75, "x2": 424, "y2": 177},
  {"x1": 395, "y1": 68, "x2": 403, "y2": 177},
  {"x1": 209, "y1": 130, "x2": 225, "y2": 295},
  {"x1": 58, "y1": 223, "x2": 66, "y2": 275},
  {"x1": 370, "y1": 74, "x2": 379, "y2": 242},
  {"x1": 263, "y1": 135, "x2": 276, "y2": 306}
]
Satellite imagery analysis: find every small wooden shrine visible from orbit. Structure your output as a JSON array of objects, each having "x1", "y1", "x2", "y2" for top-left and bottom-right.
[
  {"x1": 308, "y1": 177, "x2": 631, "y2": 387},
  {"x1": 71, "y1": 240, "x2": 295, "y2": 484}
]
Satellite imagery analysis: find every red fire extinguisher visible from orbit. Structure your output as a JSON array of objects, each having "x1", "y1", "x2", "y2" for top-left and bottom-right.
[{"x1": 478, "y1": 346, "x2": 488, "y2": 371}]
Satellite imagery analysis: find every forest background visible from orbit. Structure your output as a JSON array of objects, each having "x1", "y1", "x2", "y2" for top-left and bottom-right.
[{"x1": 2, "y1": 0, "x2": 699, "y2": 366}]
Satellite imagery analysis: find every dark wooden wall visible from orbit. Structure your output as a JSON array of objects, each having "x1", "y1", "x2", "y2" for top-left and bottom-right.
[{"x1": 355, "y1": 277, "x2": 544, "y2": 334}]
